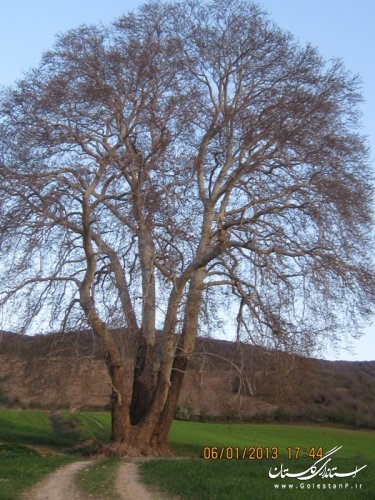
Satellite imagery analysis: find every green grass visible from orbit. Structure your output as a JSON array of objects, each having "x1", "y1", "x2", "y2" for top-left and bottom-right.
[
  {"x1": 0, "y1": 409, "x2": 67, "y2": 448},
  {"x1": 141, "y1": 458, "x2": 374, "y2": 499},
  {"x1": 49, "y1": 410, "x2": 111, "y2": 450},
  {"x1": 141, "y1": 421, "x2": 375, "y2": 500},
  {"x1": 75, "y1": 458, "x2": 121, "y2": 499},
  {"x1": 0, "y1": 407, "x2": 111, "y2": 449},
  {"x1": 0, "y1": 407, "x2": 374, "y2": 500},
  {"x1": 168, "y1": 421, "x2": 375, "y2": 459},
  {"x1": 0, "y1": 407, "x2": 111, "y2": 499},
  {"x1": 0, "y1": 443, "x2": 75, "y2": 500}
]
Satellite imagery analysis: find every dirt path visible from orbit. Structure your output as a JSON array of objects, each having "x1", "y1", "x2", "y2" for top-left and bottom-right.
[
  {"x1": 22, "y1": 461, "x2": 93, "y2": 500},
  {"x1": 116, "y1": 462, "x2": 171, "y2": 500},
  {"x1": 22, "y1": 459, "x2": 173, "y2": 500}
]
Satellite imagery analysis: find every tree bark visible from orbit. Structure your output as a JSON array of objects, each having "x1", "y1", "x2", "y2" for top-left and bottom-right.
[
  {"x1": 129, "y1": 222, "x2": 159, "y2": 425},
  {"x1": 153, "y1": 268, "x2": 207, "y2": 447},
  {"x1": 130, "y1": 334, "x2": 157, "y2": 425}
]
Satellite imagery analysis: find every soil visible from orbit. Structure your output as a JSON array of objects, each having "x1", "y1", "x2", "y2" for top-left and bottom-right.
[
  {"x1": 22, "y1": 459, "x2": 173, "y2": 500},
  {"x1": 22, "y1": 461, "x2": 93, "y2": 500},
  {"x1": 117, "y1": 461, "x2": 171, "y2": 499}
]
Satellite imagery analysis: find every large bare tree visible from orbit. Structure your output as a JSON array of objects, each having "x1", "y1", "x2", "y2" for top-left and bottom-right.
[{"x1": 1, "y1": 0, "x2": 374, "y2": 455}]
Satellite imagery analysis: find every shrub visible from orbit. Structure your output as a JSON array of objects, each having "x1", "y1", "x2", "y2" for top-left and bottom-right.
[{"x1": 175, "y1": 402, "x2": 193, "y2": 421}]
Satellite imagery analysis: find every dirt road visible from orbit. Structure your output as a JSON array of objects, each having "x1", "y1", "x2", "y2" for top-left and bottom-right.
[
  {"x1": 22, "y1": 461, "x2": 93, "y2": 500},
  {"x1": 22, "y1": 459, "x2": 170, "y2": 500}
]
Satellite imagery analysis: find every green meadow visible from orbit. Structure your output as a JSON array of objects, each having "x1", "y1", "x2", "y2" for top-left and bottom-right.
[
  {"x1": 0, "y1": 407, "x2": 373, "y2": 499},
  {"x1": 145, "y1": 421, "x2": 374, "y2": 499}
]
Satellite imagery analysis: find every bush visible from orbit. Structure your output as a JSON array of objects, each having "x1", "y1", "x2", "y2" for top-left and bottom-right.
[
  {"x1": 49, "y1": 411, "x2": 84, "y2": 440},
  {"x1": 175, "y1": 402, "x2": 193, "y2": 421}
]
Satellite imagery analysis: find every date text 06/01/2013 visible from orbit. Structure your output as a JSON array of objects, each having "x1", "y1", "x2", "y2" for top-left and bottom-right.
[{"x1": 202, "y1": 446, "x2": 324, "y2": 461}]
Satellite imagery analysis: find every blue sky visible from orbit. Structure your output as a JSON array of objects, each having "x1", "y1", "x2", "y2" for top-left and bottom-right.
[{"x1": 0, "y1": 0, "x2": 374, "y2": 361}]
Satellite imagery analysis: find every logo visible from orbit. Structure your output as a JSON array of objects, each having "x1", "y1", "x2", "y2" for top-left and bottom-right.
[{"x1": 269, "y1": 446, "x2": 367, "y2": 481}]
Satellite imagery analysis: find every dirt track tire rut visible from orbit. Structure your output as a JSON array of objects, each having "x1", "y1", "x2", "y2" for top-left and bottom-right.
[
  {"x1": 22, "y1": 460, "x2": 93, "y2": 500},
  {"x1": 22, "y1": 459, "x2": 173, "y2": 500}
]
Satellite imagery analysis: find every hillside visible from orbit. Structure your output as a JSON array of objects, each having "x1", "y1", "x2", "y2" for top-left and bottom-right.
[{"x1": 0, "y1": 330, "x2": 374, "y2": 428}]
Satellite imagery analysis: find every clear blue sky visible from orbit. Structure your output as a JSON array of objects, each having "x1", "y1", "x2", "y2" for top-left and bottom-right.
[{"x1": 0, "y1": 0, "x2": 374, "y2": 361}]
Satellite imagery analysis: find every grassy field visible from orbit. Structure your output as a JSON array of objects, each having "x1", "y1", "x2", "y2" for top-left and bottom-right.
[
  {"x1": 142, "y1": 421, "x2": 375, "y2": 499},
  {"x1": 168, "y1": 420, "x2": 375, "y2": 458},
  {"x1": 76, "y1": 457, "x2": 122, "y2": 500},
  {"x1": 0, "y1": 408, "x2": 106, "y2": 499},
  {"x1": 0, "y1": 407, "x2": 373, "y2": 499}
]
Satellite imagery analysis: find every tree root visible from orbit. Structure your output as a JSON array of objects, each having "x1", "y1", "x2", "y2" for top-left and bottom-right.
[{"x1": 96, "y1": 441, "x2": 175, "y2": 458}]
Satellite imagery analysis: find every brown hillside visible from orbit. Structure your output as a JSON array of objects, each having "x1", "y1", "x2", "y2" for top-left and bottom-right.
[{"x1": 0, "y1": 330, "x2": 374, "y2": 428}]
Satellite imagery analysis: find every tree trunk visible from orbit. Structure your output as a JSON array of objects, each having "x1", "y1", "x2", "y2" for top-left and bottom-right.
[
  {"x1": 105, "y1": 391, "x2": 173, "y2": 456},
  {"x1": 155, "y1": 353, "x2": 189, "y2": 447},
  {"x1": 108, "y1": 362, "x2": 132, "y2": 442},
  {"x1": 130, "y1": 334, "x2": 157, "y2": 425},
  {"x1": 105, "y1": 334, "x2": 171, "y2": 456},
  {"x1": 145, "y1": 270, "x2": 207, "y2": 452},
  {"x1": 103, "y1": 334, "x2": 186, "y2": 456}
]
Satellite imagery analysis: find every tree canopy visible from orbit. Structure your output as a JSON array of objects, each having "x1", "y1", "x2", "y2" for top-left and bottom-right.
[{"x1": 0, "y1": 0, "x2": 374, "y2": 454}]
